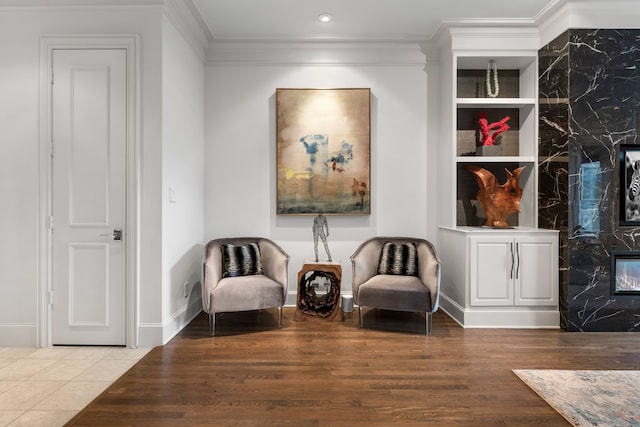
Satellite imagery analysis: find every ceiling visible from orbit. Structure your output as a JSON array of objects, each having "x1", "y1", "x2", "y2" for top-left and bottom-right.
[{"x1": 192, "y1": 0, "x2": 560, "y2": 42}]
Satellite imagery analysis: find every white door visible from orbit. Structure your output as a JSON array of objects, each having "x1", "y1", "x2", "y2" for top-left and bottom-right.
[
  {"x1": 470, "y1": 235, "x2": 513, "y2": 306},
  {"x1": 515, "y1": 235, "x2": 559, "y2": 306},
  {"x1": 51, "y1": 49, "x2": 127, "y2": 345}
]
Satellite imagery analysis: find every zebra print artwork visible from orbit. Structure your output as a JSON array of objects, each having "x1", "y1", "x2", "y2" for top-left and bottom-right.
[
  {"x1": 628, "y1": 159, "x2": 640, "y2": 200},
  {"x1": 623, "y1": 147, "x2": 640, "y2": 223}
]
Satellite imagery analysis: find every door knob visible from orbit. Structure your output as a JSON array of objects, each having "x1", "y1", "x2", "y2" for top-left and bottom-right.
[{"x1": 100, "y1": 228, "x2": 122, "y2": 241}]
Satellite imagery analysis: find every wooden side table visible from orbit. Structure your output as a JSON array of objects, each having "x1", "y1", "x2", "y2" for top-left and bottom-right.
[{"x1": 294, "y1": 260, "x2": 344, "y2": 322}]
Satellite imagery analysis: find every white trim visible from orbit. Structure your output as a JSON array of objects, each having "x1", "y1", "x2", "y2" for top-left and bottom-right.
[
  {"x1": 439, "y1": 293, "x2": 560, "y2": 329},
  {"x1": 137, "y1": 322, "x2": 163, "y2": 348},
  {"x1": 285, "y1": 291, "x2": 298, "y2": 307},
  {"x1": 0, "y1": 0, "x2": 161, "y2": 9},
  {"x1": 438, "y1": 294, "x2": 465, "y2": 327},
  {"x1": 538, "y1": 0, "x2": 640, "y2": 46},
  {"x1": 448, "y1": 27, "x2": 540, "y2": 51},
  {"x1": 0, "y1": 324, "x2": 38, "y2": 346},
  {"x1": 206, "y1": 41, "x2": 428, "y2": 66},
  {"x1": 162, "y1": 0, "x2": 211, "y2": 63},
  {"x1": 38, "y1": 34, "x2": 140, "y2": 348},
  {"x1": 161, "y1": 299, "x2": 203, "y2": 344}
]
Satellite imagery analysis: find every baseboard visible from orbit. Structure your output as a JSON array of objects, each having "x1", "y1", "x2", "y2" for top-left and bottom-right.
[
  {"x1": 137, "y1": 322, "x2": 163, "y2": 348},
  {"x1": 438, "y1": 293, "x2": 560, "y2": 328},
  {"x1": 285, "y1": 291, "x2": 297, "y2": 307},
  {"x1": 460, "y1": 309, "x2": 560, "y2": 329},
  {"x1": 162, "y1": 297, "x2": 203, "y2": 344},
  {"x1": 439, "y1": 294, "x2": 465, "y2": 327},
  {"x1": 0, "y1": 323, "x2": 37, "y2": 346},
  {"x1": 137, "y1": 297, "x2": 203, "y2": 347}
]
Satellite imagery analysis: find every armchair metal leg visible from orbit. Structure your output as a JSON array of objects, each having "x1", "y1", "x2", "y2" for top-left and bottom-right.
[
  {"x1": 209, "y1": 313, "x2": 216, "y2": 337},
  {"x1": 278, "y1": 306, "x2": 283, "y2": 328},
  {"x1": 358, "y1": 306, "x2": 363, "y2": 328},
  {"x1": 426, "y1": 312, "x2": 432, "y2": 335}
]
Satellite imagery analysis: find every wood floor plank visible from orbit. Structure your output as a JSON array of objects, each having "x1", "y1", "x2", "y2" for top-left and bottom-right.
[{"x1": 67, "y1": 308, "x2": 640, "y2": 426}]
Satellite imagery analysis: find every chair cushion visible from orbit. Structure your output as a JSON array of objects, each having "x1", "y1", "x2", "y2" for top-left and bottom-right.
[
  {"x1": 211, "y1": 275, "x2": 284, "y2": 313},
  {"x1": 221, "y1": 242, "x2": 264, "y2": 278},
  {"x1": 358, "y1": 275, "x2": 431, "y2": 312},
  {"x1": 377, "y1": 241, "x2": 418, "y2": 276}
]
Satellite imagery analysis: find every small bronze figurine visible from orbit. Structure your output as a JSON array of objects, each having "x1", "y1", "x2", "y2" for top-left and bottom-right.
[{"x1": 313, "y1": 210, "x2": 332, "y2": 262}]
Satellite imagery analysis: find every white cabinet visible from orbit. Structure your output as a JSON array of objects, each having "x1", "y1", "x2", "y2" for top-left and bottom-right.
[
  {"x1": 470, "y1": 235, "x2": 558, "y2": 307},
  {"x1": 470, "y1": 235, "x2": 513, "y2": 306},
  {"x1": 439, "y1": 227, "x2": 559, "y2": 328}
]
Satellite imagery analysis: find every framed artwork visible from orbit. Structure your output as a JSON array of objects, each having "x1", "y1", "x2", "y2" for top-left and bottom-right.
[
  {"x1": 620, "y1": 144, "x2": 640, "y2": 225},
  {"x1": 276, "y1": 88, "x2": 371, "y2": 215},
  {"x1": 611, "y1": 251, "x2": 640, "y2": 296}
]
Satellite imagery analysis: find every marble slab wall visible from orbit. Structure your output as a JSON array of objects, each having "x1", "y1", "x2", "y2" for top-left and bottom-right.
[{"x1": 539, "y1": 29, "x2": 640, "y2": 331}]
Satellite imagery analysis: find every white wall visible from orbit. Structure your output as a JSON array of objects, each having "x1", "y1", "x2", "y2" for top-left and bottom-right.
[
  {"x1": 0, "y1": 5, "x2": 170, "y2": 347},
  {"x1": 0, "y1": 9, "x2": 41, "y2": 345},
  {"x1": 160, "y1": 15, "x2": 205, "y2": 344},
  {"x1": 204, "y1": 44, "x2": 430, "y2": 302}
]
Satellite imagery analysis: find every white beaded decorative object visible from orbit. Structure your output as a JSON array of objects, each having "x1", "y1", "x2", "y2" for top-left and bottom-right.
[{"x1": 486, "y1": 60, "x2": 499, "y2": 98}]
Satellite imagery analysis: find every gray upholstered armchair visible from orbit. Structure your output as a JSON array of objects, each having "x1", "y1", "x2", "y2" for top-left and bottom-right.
[
  {"x1": 202, "y1": 237, "x2": 290, "y2": 336},
  {"x1": 350, "y1": 237, "x2": 441, "y2": 335}
]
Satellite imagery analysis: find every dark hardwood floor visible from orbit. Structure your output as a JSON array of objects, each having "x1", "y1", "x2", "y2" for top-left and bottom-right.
[{"x1": 67, "y1": 308, "x2": 640, "y2": 426}]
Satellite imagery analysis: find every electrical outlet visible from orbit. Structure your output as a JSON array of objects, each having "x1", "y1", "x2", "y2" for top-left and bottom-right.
[{"x1": 183, "y1": 282, "x2": 189, "y2": 298}]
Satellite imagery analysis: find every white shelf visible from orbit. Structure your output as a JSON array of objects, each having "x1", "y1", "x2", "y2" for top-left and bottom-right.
[
  {"x1": 456, "y1": 156, "x2": 535, "y2": 163},
  {"x1": 441, "y1": 225, "x2": 543, "y2": 233},
  {"x1": 456, "y1": 98, "x2": 536, "y2": 108},
  {"x1": 457, "y1": 56, "x2": 536, "y2": 70}
]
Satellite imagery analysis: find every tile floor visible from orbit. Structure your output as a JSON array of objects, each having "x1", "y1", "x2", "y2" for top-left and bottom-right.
[{"x1": 0, "y1": 346, "x2": 151, "y2": 427}]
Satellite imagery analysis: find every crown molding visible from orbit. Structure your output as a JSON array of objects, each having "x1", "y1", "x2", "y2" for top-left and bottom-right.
[
  {"x1": 431, "y1": 17, "x2": 539, "y2": 46},
  {"x1": 538, "y1": 0, "x2": 640, "y2": 45},
  {"x1": 447, "y1": 27, "x2": 540, "y2": 52},
  {"x1": 532, "y1": 0, "x2": 567, "y2": 25},
  {"x1": 206, "y1": 41, "x2": 428, "y2": 67},
  {"x1": 0, "y1": 0, "x2": 162, "y2": 8},
  {"x1": 0, "y1": 0, "x2": 211, "y2": 62},
  {"x1": 162, "y1": 0, "x2": 211, "y2": 62}
]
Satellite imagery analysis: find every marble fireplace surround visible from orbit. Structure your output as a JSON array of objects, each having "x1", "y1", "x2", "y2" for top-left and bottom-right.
[{"x1": 538, "y1": 29, "x2": 640, "y2": 331}]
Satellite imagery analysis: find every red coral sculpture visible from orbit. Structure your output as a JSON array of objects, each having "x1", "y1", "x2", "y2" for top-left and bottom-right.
[{"x1": 478, "y1": 114, "x2": 510, "y2": 146}]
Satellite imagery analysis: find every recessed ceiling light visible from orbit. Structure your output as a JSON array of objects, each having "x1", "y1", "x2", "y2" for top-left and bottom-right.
[{"x1": 318, "y1": 13, "x2": 333, "y2": 23}]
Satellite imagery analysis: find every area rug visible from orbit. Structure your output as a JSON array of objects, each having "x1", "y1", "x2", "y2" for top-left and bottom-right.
[{"x1": 513, "y1": 370, "x2": 640, "y2": 426}]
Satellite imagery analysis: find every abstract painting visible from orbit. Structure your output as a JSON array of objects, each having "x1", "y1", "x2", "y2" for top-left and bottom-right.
[{"x1": 276, "y1": 88, "x2": 371, "y2": 215}]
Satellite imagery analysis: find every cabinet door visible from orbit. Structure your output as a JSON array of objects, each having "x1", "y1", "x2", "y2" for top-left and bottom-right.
[
  {"x1": 470, "y1": 236, "x2": 513, "y2": 306},
  {"x1": 514, "y1": 235, "x2": 559, "y2": 306}
]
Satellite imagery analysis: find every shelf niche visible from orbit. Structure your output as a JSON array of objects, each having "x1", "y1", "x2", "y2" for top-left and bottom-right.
[
  {"x1": 457, "y1": 69, "x2": 520, "y2": 99},
  {"x1": 452, "y1": 55, "x2": 538, "y2": 229},
  {"x1": 457, "y1": 108, "x2": 521, "y2": 157},
  {"x1": 456, "y1": 162, "x2": 533, "y2": 227}
]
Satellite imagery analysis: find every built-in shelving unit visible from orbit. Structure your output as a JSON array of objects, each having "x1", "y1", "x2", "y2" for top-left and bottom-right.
[
  {"x1": 437, "y1": 28, "x2": 559, "y2": 328},
  {"x1": 454, "y1": 55, "x2": 538, "y2": 227}
]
